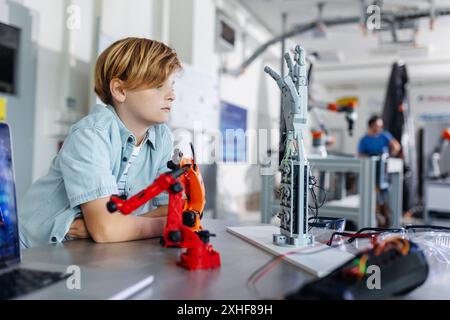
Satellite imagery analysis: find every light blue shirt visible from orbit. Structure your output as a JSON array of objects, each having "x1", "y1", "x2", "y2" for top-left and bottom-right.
[{"x1": 19, "y1": 105, "x2": 173, "y2": 248}]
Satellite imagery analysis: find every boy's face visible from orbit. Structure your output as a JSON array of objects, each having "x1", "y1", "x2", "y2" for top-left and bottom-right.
[{"x1": 124, "y1": 74, "x2": 176, "y2": 125}]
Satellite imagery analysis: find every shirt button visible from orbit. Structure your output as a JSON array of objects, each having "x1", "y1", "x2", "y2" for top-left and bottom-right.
[
  {"x1": 51, "y1": 236, "x2": 57, "y2": 242},
  {"x1": 127, "y1": 137, "x2": 133, "y2": 143},
  {"x1": 123, "y1": 157, "x2": 128, "y2": 162}
]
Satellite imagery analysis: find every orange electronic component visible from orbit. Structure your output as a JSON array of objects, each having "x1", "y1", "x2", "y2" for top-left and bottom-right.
[
  {"x1": 327, "y1": 103, "x2": 338, "y2": 111},
  {"x1": 442, "y1": 128, "x2": 450, "y2": 142},
  {"x1": 168, "y1": 144, "x2": 205, "y2": 233},
  {"x1": 312, "y1": 130, "x2": 325, "y2": 139},
  {"x1": 347, "y1": 100, "x2": 357, "y2": 108}
]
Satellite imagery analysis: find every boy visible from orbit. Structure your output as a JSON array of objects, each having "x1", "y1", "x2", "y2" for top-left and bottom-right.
[{"x1": 19, "y1": 38, "x2": 181, "y2": 247}]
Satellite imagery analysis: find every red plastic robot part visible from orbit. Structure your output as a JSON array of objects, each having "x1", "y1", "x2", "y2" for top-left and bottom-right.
[
  {"x1": 106, "y1": 167, "x2": 221, "y2": 271},
  {"x1": 106, "y1": 166, "x2": 188, "y2": 215}
]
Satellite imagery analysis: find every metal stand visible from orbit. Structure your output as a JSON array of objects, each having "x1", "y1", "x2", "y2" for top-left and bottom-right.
[{"x1": 308, "y1": 156, "x2": 403, "y2": 229}]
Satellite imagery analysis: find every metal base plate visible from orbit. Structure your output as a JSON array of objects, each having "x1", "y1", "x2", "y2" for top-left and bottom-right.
[
  {"x1": 273, "y1": 233, "x2": 314, "y2": 247},
  {"x1": 227, "y1": 225, "x2": 354, "y2": 277}
]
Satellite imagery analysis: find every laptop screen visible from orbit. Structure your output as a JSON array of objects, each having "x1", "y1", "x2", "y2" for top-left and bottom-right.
[{"x1": 0, "y1": 123, "x2": 20, "y2": 267}]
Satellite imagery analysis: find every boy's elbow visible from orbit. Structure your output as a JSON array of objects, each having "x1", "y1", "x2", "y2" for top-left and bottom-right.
[
  {"x1": 81, "y1": 200, "x2": 123, "y2": 244},
  {"x1": 88, "y1": 223, "x2": 117, "y2": 244},
  {"x1": 91, "y1": 232, "x2": 110, "y2": 244}
]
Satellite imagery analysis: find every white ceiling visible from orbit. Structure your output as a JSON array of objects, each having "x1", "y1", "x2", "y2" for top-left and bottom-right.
[
  {"x1": 235, "y1": 0, "x2": 450, "y2": 67},
  {"x1": 238, "y1": 0, "x2": 450, "y2": 35}
]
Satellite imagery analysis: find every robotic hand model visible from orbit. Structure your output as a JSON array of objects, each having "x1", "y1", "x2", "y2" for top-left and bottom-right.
[
  {"x1": 429, "y1": 128, "x2": 450, "y2": 179},
  {"x1": 106, "y1": 146, "x2": 221, "y2": 271},
  {"x1": 264, "y1": 45, "x2": 314, "y2": 247}
]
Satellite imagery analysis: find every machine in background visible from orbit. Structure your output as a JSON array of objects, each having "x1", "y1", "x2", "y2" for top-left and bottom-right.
[
  {"x1": 309, "y1": 97, "x2": 358, "y2": 157},
  {"x1": 307, "y1": 54, "x2": 358, "y2": 157},
  {"x1": 429, "y1": 128, "x2": 450, "y2": 180},
  {"x1": 424, "y1": 122, "x2": 450, "y2": 223}
]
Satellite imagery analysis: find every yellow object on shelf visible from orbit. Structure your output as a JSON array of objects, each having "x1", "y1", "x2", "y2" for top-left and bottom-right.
[
  {"x1": 336, "y1": 96, "x2": 359, "y2": 107},
  {"x1": 0, "y1": 97, "x2": 7, "y2": 121}
]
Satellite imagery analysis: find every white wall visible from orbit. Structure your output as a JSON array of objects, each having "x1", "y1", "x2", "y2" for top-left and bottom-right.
[{"x1": 101, "y1": 0, "x2": 153, "y2": 39}]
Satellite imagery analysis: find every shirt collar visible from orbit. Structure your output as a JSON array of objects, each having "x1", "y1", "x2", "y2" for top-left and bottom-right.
[{"x1": 105, "y1": 105, "x2": 157, "y2": 150}]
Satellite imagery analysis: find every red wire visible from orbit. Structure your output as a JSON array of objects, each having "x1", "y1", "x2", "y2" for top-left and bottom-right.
[
  {"x1": 327, "y1": 232, "x2": 380, "y2": 246},
  {"x1": 250, "y1": 233, "x2": 381, "y2": 286},
  {"x1": 249, "y1": 234, "x2": 408, "y2": 289},
  {"x1": 250, "y1": 245, "x2": 330, "y2": 285}
]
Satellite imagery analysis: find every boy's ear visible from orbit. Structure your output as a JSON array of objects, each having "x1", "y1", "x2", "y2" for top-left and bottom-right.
[{"x1": 110, "y1": 79, "x2": 126, "y2": 103}]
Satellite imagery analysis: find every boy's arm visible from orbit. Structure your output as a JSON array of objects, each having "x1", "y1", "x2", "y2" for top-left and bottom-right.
[
  {"x1": 80, "y1": 197, "x2": 166, "y2": 243},
  {"x1": 68, "y1": 205, "x2": 168, "y2": 240},
  {"x1": 140, "y1": 205, "x2": 168, "y2": 218}
]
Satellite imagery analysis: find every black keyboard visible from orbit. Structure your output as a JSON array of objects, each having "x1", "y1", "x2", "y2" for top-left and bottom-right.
[{"x1": 0, "y1": 268, "x2": 68, "y2": 299}]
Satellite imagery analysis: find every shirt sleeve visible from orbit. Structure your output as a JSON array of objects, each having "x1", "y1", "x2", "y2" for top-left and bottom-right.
[
  {"x1": 151, "y1": 125, "x2": 174, "y2": 207},
  {"x1": 59, "y1": 127, "x2": 118, "y2": 209},
  {"x1": 358, "y1": 137, "x2": 367, "y2": 154},
  {"x1": 382, "y1": 130, "x2": 394, "y2": 143}
]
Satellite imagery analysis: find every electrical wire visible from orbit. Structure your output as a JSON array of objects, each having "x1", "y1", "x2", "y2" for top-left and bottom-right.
[
  {"x1": 308, "y1": 188, "x2": 319, "y2": 230},
  {"x1": 246, "y1": 227, "x2": 413, "y2": 298},
  {"x1": 307, "y1": 174, "x2": 327, "y2": 230},
  {"x1": 246, "y1": 244, "x2": 340, "y2": 299}
]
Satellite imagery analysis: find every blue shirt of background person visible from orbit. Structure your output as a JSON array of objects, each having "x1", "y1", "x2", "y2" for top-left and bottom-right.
[
  {"x1": 359, "y1": 131, "x2": 393, "y2": 155},
  {"x1": 358, "y1": 115, "x2": 401, "y2": 156}
]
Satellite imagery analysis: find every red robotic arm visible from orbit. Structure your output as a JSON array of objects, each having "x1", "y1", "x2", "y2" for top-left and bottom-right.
[
  {"x1": 106, "y1": 166, "x2": 187, "y2": 215},
  {"x1": 106, "y1": 166, "x2": 220, "y2": 270}
]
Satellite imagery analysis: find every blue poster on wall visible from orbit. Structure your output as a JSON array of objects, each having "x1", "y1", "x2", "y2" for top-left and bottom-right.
[{"x1": 220, "y1": 101, "x2": 247, "y2": 162}]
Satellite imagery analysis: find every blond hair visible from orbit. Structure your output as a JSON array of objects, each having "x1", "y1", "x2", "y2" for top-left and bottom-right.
[{"x1": 94, "y1": 37, "x2": 181, "y2": 105}]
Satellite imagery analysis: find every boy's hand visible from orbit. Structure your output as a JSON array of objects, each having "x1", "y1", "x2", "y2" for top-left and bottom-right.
[{"x1": 68, "y1": 218, "x2": 90, "y2": 239}]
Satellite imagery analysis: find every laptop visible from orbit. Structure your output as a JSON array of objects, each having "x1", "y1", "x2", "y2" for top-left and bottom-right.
[
  {"x1": 0, "y1": 122, "x2": 69, "y2": 299},
  {"x1": 0, "y1": 122, "x2": 156, "y2": 300}
]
